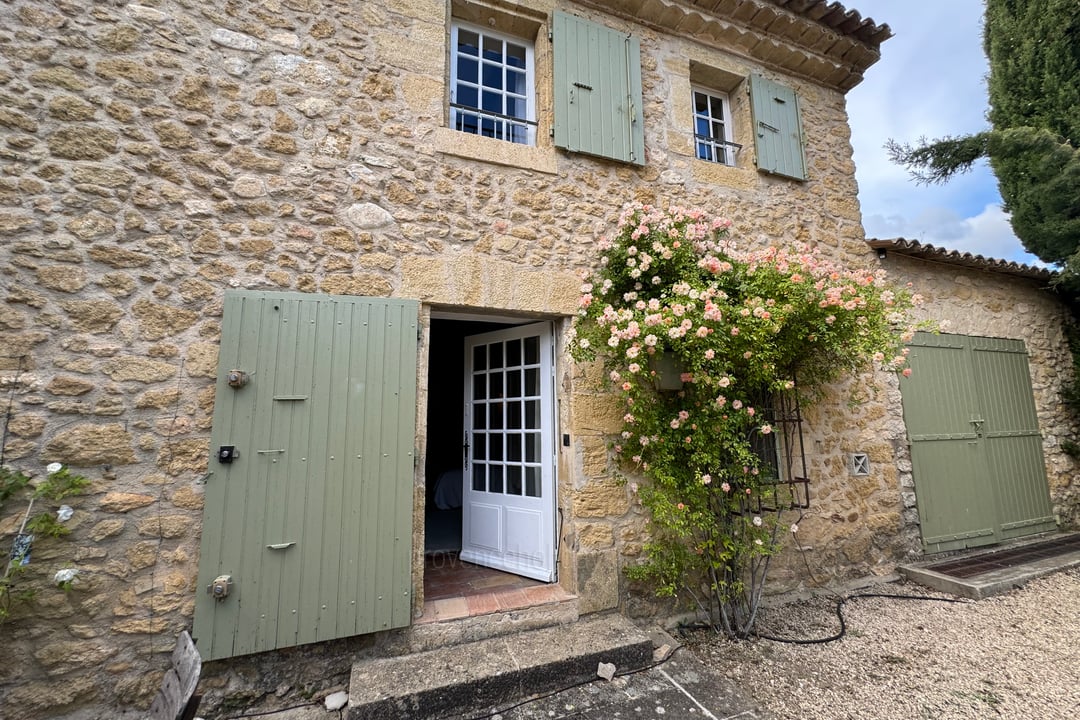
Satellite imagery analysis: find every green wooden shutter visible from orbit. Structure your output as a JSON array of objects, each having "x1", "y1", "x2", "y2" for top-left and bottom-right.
[
  {"x1": 194, "y1": 291, "x2": 419, "y2": 661},
  {"x1": 749, "y1": 74, "x2": 807, "y2": 181},
  {"x1": 552, "y1": 10, "x2": 645, "y2": 165}
]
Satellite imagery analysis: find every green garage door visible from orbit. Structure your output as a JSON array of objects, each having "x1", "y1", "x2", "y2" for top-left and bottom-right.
[
  {"x1": 193, "y1": 291, "x2": 418, "y2": 661},
  {"x1": 900, "y1": 332, "x2": 1056, "y2": 553}
]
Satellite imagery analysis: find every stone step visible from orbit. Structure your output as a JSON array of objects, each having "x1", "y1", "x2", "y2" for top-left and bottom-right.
[{"x1": 347, "y1": 614, "x2": 654, "y2": 720}]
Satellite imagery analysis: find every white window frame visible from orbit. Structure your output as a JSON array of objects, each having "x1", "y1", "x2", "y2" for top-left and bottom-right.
[
  {"x1": 450, "y1": 21, "x2": 536, "y2": 146},
  {"x1": 692, "y1": 86, "x2": 737, "y2": 166}
]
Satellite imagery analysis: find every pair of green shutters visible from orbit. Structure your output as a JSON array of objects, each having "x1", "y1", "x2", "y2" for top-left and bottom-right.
[{"x1": 552, "y1": 10, "x2": 808, "y2": 181}]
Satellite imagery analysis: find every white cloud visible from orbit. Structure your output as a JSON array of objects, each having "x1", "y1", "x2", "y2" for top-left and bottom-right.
[
  {"x1": 864, "y1": 203, "x2": 1040, "y2": 264},
  {"x1": 845, "y1": 0, "x2": 1044, "y2": 266}
]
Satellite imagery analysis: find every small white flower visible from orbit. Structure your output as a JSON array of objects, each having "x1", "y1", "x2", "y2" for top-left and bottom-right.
[
  {"x1": 790, "y1": 523, "x2": 799, "y2": 534},
  {"x1": 46, "y1": 462, "x2": 63, "y2": 475},
  {"x1": 54, "y1": 568, "x2": 79, "y2": 586},
  {"x1": 57, "y1": 505, "x2": 73, "y2": 522},
  {"x1": 752, "y1": 516, "x2": 762, "y2": 527}
]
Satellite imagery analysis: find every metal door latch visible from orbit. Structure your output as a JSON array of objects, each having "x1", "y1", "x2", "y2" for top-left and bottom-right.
[
  {"x1": 217, "y1": 446, "x2": 238, "y2": 463},
  {"x1": 207, "y1": 575, "x2": 232, "y2": 601}
]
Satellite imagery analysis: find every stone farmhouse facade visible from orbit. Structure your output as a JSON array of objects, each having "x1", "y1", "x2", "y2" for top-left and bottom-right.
[{"x1": 0, "y1": 0, "x2": 1075, "y2": 717}]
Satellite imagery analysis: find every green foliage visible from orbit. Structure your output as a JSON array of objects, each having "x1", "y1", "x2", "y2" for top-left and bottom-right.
[
  {"x1": 572, "y1": 204, "x2": 921, "y2": 637},
  {"x1": 885, "y1": 133, "x2": 991, "y2": 185},
  {"x1": 1, "y1": 463, "x2": 89, "y2": 626}
]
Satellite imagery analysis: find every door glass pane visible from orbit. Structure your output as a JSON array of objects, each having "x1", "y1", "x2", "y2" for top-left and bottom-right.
[
  {"x1": 489, "y1": 343, "x2": 503, "y2": 369},
  {"x1": 489, "y1": 372, "x2": 503, "y2": 399},
  {"x1": 458, "y1": 29, "x2": 480, "y2": 56},
  {"x1": 525, "y1": 431, "x2": 540, "y2": 462},
  {"x1": 506, "y1": 369, "x2": 521, "y2": 398},
  {"x1": 473, "y1": 344, "x2": 486, "y2": 371},
  {"x1": 472, "y1": 407, "x2": 485, "y2": 430},
  {"x1": 489, "y1": 465, "x2": 503, "y2": 494},
  {"x1": 525, "y1": 399, "x2": 540, "y2": 429},
  {"x1": 507, "y1": 401, "x2": 521, "y2": 429},
  {"x1": 473, "y1": 464, "x2": 485, "y2": 491},
  {"x1": 489, "y1": 402, "x2": 503, "y2": 430},
  {"x1": 508, "y1": 433, "x2": 522, "y2": 461},
  {"x1": 474, "y1": 433, "x2": 486, "y2": 460},
  {"x1": 506, "y1": 338, "x2": 521, "y2": 367},
  {"x1": 473, "y1": 375, "x2": 486, "y2": 400},
  {"x1": 524, "y1": 368, "x2": 539, "y2": 397},
  {"x1": 524, "y1": 335, "x2": 539, "y2": 364},
  {"x1": 507, "y1": 465, "x2": 522, "y2": 495},
  {"x1": 525, "y1": 466, "x2": 541, "y2": 497},
  {"x1": 489, "y1": 434, "x2": 503, "y2": 461}
]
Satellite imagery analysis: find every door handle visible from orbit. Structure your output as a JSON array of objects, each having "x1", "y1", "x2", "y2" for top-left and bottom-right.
[{"x1": 266, "y1": 542, "x2": 295, "y2": 550}]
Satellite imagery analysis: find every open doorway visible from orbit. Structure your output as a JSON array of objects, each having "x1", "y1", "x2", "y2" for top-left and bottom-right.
[{"x1": 423, "y1": 316, "x2": 560, "y2": 607}]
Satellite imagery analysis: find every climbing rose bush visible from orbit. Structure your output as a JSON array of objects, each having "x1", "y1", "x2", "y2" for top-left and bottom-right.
[{"x1": 571, "y1": 202, "x2": 922, "y2": 637}]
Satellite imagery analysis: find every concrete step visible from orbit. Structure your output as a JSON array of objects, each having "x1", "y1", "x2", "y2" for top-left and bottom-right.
[{"x1": 347, "y1": 614, "x2": 654, "y2": 720}]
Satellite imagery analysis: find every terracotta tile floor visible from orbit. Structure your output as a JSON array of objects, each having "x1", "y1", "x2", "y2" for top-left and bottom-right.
[{"x1": 418, "y1": 552, "x2": 573, "y2": 624}]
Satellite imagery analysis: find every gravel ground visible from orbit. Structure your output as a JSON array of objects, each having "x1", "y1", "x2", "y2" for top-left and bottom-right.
[{"x1": 686, "y1": 568, "x2": 1080, "y2": 719}]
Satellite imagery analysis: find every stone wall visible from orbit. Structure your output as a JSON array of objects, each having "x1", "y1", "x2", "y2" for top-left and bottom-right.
[{"x1": 0, "y1": 0, "x2": 1074, "y2": 717}]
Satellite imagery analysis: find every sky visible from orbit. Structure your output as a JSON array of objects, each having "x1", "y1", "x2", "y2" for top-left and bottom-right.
[{"x1": 844, "y1": 0, "x2": 1043, "y2": 266}]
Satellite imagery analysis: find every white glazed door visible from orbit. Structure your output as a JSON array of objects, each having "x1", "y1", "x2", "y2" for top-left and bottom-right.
[{"x1": 460, "y1": 322, "x2": 556, "y2": 582}]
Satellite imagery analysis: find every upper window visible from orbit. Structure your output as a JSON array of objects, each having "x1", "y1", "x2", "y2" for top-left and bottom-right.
[
  {"x1": 450, "y1": 22, "x2": 536, "y2": 146},
  {"x1": 693, "y1": 87, "x2": 737, "y2": 166}
]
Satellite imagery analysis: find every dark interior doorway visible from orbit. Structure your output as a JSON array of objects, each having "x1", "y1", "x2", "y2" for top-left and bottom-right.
[{"x1": 425, "y1": 318, "x2": 510, "y2": 555}]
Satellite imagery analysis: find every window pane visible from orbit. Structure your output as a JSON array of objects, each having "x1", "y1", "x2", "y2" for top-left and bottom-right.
[
  {"x1": 481, "y1": 35, "x2": 503, "y2": 62},
  {"x1": 696, "y1": 116, "x2": 711, "y2": 137},
  {"x1": 508, "y1": 433, "x2": 522, "y2": 462},
  {"x1": 482, "y1": 90, "x2": 501, "y2": 114},
  {"x1": 472, "y1": 408, "x2": 485, "y2": 430},
  {"x1": 506, "y1": 70, "x2": 526, "y2": 97},
  {"x1": 489, "y1": 372, "x2": 503, "y2": 400},
  {"x1": 697, "y1": 142, "x2": 712, "y2": 161},
  {"x1": 489, "y1": 465, "x2": 503, "y2": 494},
  {"x1": 524, "y1": 368, "x2": 539, "y2": 397},
  {"x1": 711, "y1": 120, "x2": 725, "y2": 139},
  {"x1": 458, "y1": 29, "x2": 480, "y2": 55},
  {"x1": 507, "y1": 401, "x2": 522, "y2": 429},
  {"x1": 474, "y1": 432, "x2": 486, "y2": 459},
  {"x1": 505, "y1": 96, "x2": 525, "y2": 120},
  {"x1": 473, "y1": 464, "x2": 485, "y2": 491},
  {"x1": 480, "y1": 116, "x2": 498, "y2": 139},
  {"x1": 525, "y1": 399, "x2": 540, "y2": 429},
  {"x1": 489, "y1": 402, "x2": 503, "y2": 430},
  {"x1": 506, "y1": 42, "x2": 526, "y2": 68},
  {"x1": 472, "y1": 374, "x2": 485, "y2": 400},
  {"x1": 694, "y1": 91, "x2": 708, "y2": 113},
  {"x1": 489, "y1": 433, "x2": 503, "y2": 461},
  {"x1": 482, "y1": 62, "x2": 503, "y2": 91},
  {"x1": 524, "y1": 335, "x2": 539, "y2": 364},
  {"x1": 506, "y1": 339, "x2": 521, "y2": 367},
  {"x1": 457, "y1": 56, "x2": 478, "y2": 85},
  {"x1": 525, "y1": 466, "x2": 541, "y2": 497},
  {"x1": 525, "y1": 432, "x2": 540, "y2": 462},
  {"x1": 490, "y1": 343, "x2": 503, "y2": 369},
  {"x1": 510, "y1": 124, "x2": 528, "y2": 145},
  {"x1": 456, "y1": 84, "x2": 478, "y2": 110},
  {"x1": 507, "y1": 465, "x2": 522, "y2": 495}
]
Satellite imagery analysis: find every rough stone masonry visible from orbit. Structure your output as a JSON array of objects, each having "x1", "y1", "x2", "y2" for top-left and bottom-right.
[{"x1": 0, "y1": 0, "x2": 1075, "y2": 718}]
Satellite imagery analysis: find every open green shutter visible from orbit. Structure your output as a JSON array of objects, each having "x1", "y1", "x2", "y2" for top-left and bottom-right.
[
  {"x1": 194, "y1": 291, "x2": 419, "y2": 661},
  {"x1": 552, "y1": 10, "x2": 645, "y2": 165},
  {"x1": 749, "y1": 74, "x2": 807, "y2": 181}
]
